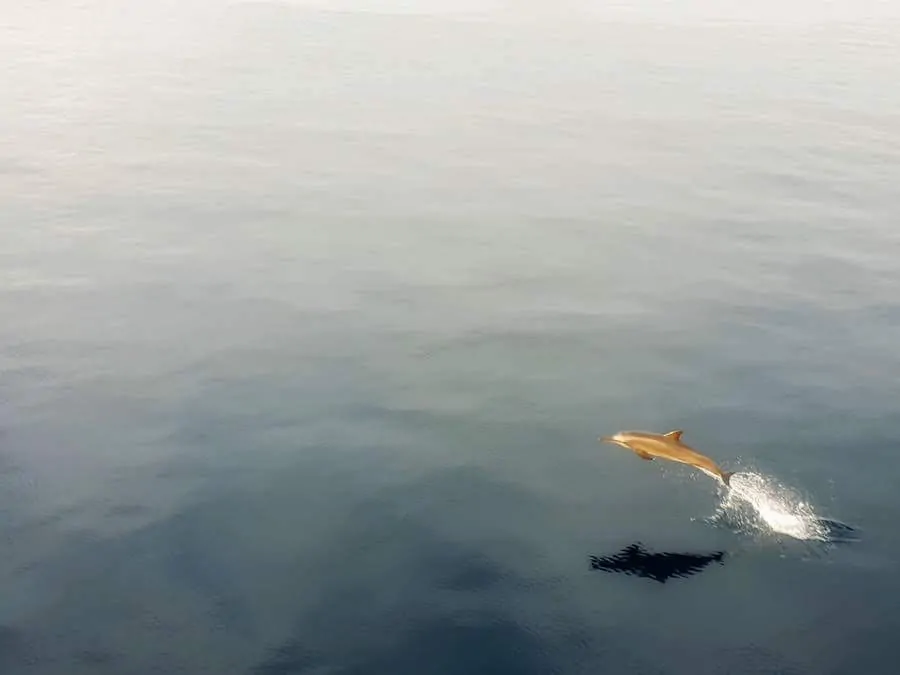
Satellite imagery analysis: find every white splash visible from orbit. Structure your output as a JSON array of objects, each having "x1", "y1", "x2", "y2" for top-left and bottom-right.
[{"x1": 714, "y1": 472, "x2": 829, "y2": 541}]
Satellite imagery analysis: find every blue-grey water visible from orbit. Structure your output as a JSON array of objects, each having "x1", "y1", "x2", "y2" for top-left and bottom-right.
[{"x1": 3, "y1": 2, "x2": 900, "y2": 673}]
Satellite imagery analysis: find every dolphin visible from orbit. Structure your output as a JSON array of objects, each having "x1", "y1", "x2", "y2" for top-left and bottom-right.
[{"x1": 600, "y1": 429, "x2": 736, "y2": 486}]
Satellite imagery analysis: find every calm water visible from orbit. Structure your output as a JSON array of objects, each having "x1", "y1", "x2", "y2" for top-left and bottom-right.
[{"x1": 3, "y1": 2, "x2": 900, "y2": 673}]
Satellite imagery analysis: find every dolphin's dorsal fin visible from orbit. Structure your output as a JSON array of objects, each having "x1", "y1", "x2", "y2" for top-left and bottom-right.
[{"x1": 664, "y1": 430, "x2": 684, "y2": 443}]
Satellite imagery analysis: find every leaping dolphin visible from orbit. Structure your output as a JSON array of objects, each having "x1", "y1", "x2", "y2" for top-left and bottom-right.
[{"x1": 600, "y1": 429, "x2": 736, "y2": 486}]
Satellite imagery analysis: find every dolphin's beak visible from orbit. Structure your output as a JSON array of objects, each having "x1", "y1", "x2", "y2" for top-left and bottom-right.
[{"x1": 600, "y1": 436, "x2": 625, "y2": 447}]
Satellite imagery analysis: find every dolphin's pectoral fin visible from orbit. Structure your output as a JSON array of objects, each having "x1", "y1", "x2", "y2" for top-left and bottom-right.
[
  {"x1": 634, "y1": 449, "x2": 654, "y2": 461},
  {"x1": 664, "y1": 430, "x2": 684, "y2": 443}
]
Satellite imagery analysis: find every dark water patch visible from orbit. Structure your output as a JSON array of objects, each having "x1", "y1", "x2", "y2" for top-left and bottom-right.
[
  {"x1": 248, "y1": 466, "x2": 597, "y2": 675},
  {"x1": 251, "y1": 640, "x2": 322, "y2": 675},
  {"x1": 74, "y1": 648, "x2": 118, "y2": 667},
  {"x1": 163, "y1": 509, "x2": 256, "y2": 638},
  {"x1": 0, "y1": 626, "x2": 24, "y2": 665},
  {"x1": 343, "y1": 616, "x2": 554, "y2": 675},
  {"x1": 0, "y1": 625, "x2": 44, "y2": 670},
  {"x1": 435, "y1": 552, "x2": 507, "y2": 592},
  {"x1": 104, "y1": 503, "x2": 150, "y2": 518}
]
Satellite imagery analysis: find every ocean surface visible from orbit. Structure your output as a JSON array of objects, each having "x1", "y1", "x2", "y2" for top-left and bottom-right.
[{"x1": 3, "y1": 2, "x2": 900, "y2": 673}]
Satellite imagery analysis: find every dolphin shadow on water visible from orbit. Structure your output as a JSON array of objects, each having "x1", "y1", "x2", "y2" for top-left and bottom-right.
[{"x1": 589, "y1": 542, "x2": 726, "y2": 583}]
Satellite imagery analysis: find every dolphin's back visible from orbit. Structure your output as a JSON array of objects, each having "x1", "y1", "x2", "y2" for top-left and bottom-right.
[{"x1": 630, "y1": 434, "x2": 730, "y2": 482}]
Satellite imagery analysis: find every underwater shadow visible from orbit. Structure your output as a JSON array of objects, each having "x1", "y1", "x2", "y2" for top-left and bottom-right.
[{"x1": 589, "y1": 542, "x2": 726, "y2": 583}]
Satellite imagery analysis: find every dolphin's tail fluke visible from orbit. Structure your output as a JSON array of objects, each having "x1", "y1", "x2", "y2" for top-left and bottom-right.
[{"x1": 721, "y1": 471, "x2": 736, "y2": 487}]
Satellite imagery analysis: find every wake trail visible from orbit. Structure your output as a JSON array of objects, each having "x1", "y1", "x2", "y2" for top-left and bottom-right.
[{"x1": 711, "y1": 471, "x2": 857, "y2": 543}]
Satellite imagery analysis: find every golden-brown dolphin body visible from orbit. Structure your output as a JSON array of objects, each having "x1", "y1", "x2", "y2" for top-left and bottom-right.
[{"x1": 600, "y1": 430, "x2": 735, "y2": 486}]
